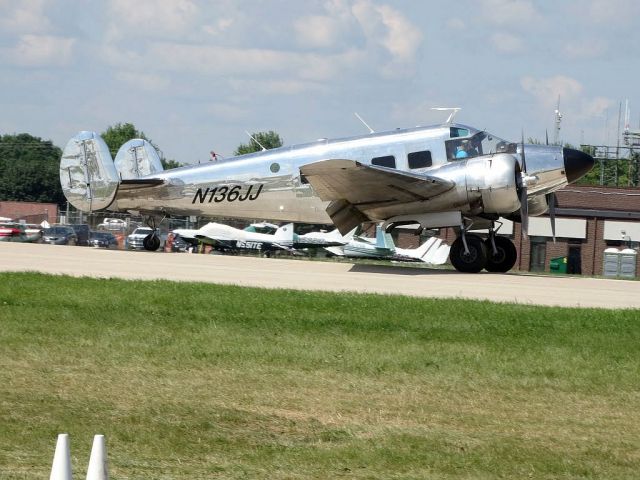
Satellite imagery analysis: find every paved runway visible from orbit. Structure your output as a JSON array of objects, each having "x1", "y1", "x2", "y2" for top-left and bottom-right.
[{"x1": 1, "y1": 242, "x2": 638, "y2": 309}]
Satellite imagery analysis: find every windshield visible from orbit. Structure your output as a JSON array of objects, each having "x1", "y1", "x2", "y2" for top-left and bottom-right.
[
  {"x1": 446, "y1": 131, "x2": 516, "y2": 161},
  {"x1": 133, "y1": 228, "x2": 153, "y2": 235},
  {"x1": 44, "y1": 227, "x2": 70, "y2": 234}
]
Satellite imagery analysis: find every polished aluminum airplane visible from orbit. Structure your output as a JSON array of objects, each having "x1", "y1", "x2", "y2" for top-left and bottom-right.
[{"x1": 59, "y1": 121, "x2": 594, "y2": 272}]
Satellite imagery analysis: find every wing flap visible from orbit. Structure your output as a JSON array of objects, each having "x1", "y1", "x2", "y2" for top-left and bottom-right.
[{"x1": 300, "y1": 159, "x2": 455, "y2": 233}]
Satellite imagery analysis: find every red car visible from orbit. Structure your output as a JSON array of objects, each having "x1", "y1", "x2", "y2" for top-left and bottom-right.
[{"x1": 0, "y1": 222, "x2": 27, "y2": 242}]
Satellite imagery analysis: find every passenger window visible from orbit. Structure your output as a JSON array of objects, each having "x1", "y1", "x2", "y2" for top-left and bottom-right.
[
  {"x1": 371, "y1": 155, "x2": 396, "y2": 168},
  {"x1": 408, "y1": 150, "x2": 432, "y2": 169}
]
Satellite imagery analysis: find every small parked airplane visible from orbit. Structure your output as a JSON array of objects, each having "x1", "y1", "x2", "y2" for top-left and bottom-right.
[
  {"x1": 173, "y1": 221, "x2": 347, "y2": 255},
  {"x1": 318, "y1": 225, "x2": 450, "y2": 264},
  {"x1": 60, "y1": 119, "x2": 594, "y2": 272}
]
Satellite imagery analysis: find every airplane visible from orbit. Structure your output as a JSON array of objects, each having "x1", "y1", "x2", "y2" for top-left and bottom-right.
[
  {"x1": 319, "y1": 225, "x2": 450, "y2": 264},
  {"x1": 59, "y1": 120, "x2": 594, "y2": 272},
  {"x1": 172, "y1": 221, "x2": 347, "y2": 255}
]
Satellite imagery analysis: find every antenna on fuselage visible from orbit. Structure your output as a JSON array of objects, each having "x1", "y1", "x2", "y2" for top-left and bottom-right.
[
  {"x1": 431, "y1": 107, "x2": 461, "y2": 124},
  {"x1": 245, "y1": 131, "x2": 267, "y2": 151},
  {"x1": 354, "y1": 112, "x2": 375, "y2": 133}
]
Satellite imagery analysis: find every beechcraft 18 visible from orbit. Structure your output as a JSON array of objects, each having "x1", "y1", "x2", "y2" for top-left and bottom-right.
[{"x1": 59, "y1": 120, "x2": 594, "y2": 272}]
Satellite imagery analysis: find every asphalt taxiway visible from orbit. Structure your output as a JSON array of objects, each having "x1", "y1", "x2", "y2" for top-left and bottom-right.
[{"x1": 1, "y1": 242, "x2": 638, "y2": 309}]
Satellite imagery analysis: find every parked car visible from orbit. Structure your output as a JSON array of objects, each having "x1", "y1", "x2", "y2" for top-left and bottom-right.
[
  {"x1": 42, "y1": 225, "x2": 78, "y2": 245},
  {"x1": 24, "y1": 224, "x2": 43, "y2": 242},
  {"x1": 127, "y1": 227, "x2": 157, "y2": 250},
  {"x1": 89, "y1": 230, "x2": 118, "y2": 248},
  {"x1": 70, "y1": 224, "x2": 90, "y2": 246},
  {"x1": 0, "y1": 222, "x2": 27, "y2": 242},
  {"x1": 97, "y1": 218, "x2": 127, "y2": 231}
]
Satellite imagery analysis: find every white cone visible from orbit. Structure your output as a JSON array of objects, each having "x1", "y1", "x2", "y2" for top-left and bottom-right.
[
  {"x1": 50, "y1": 433, "x2": 72, "y2": 480},
  {"x1": 86, "y1": 434, "x2": 109, "y2": 480}
]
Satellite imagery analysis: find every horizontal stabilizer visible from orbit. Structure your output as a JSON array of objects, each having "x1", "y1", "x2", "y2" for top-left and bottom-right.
[{"x1": 118, "y1": 179, "x2": 165, "y2": 190}]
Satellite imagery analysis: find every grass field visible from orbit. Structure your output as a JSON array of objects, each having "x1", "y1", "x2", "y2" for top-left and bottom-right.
[{"x1": 1, "y1": 272, "x2": 639, "y2": 479}]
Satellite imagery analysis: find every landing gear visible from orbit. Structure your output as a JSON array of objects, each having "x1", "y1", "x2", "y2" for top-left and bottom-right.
[
  {"x1": 484, "y1": 235, "x2": 517, "y2": 272},
  {"x1": 450, "y1": 234, "x2": 487, "y2": 273},
  {"x1": 143, "y1": 233, "x2": 161, "y2": 251},
  {"x1": 142, "y1": 215, "x2": 163, "y2": 251}
]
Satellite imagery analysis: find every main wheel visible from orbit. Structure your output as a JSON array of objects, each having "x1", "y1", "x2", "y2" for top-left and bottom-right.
[
  {"x1": 450, "y1": 235, "x2": 487, "y2": 273},
  {"x1": 143, "y1": 233, "x2": 161, "y2": 251},
  {"x1": 484, "y1": 236, "x2": 517, "y2": 272}
]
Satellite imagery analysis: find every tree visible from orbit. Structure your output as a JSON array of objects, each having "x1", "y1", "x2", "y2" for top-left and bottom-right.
[
  {"x1": 0, "y1": 133, "x2": 65, "y2": 205},
  {"x1": 234, "y1": 131, "x2": 283, "y2": 156},
  {"x1": 101, "y1": 122, "x2": 182, "y2": 169}
]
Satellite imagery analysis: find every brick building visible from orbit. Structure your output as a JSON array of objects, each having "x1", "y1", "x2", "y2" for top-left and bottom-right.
[
  {"x1": 393, "y1": 185, "x2": 640, "y2": 276},
  {"x1": 0, "y1": 201, "x2": 58, "y2": 224}
]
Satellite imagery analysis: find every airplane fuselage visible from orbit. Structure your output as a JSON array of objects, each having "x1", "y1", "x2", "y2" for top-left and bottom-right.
[{"x1": 109, "y1": 123, "x2": 570, "y2": 229}]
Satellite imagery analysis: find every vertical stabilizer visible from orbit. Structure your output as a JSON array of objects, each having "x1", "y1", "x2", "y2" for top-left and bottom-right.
[
  {"x1": 114, "y1": 139, "x2": 163, "y2": 179},
  {"x1": 274, "y1": 223, "x2": 295, "y2": 242},
  {"x1": 60, "y1": 132, "x2": 119, "y2": 212}
]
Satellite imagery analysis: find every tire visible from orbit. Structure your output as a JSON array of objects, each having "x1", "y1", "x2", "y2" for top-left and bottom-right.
[
  {"x1": 143, "y1": 234, "x2": 161, "y2": 251},
  {"x1": 450, "y1": 235, "x2": 487, "y2": 273},
  {"x1": 484, "y1": 236, "x2": 518, "y2": 273}
]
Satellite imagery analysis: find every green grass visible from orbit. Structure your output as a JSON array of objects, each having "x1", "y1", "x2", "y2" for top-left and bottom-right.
[{"x1": 0, "y1": 272, "x2": 639, "y2": 479}]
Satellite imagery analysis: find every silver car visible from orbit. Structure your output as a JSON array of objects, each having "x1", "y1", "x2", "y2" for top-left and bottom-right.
[{"x1": 42, "y1": 226, "x2": 78, "y2": 245}]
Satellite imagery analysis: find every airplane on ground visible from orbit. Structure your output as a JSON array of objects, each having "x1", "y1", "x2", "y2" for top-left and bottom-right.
[
  {"x1": 59, "y1": 119, "x2": 594, "y2": 272},
  {"x1": 173, "y1": 221, "x2": 347, "y2": 255},
  {"x1": 316, "y1": 225, "x2": 450, "y2": 264}
]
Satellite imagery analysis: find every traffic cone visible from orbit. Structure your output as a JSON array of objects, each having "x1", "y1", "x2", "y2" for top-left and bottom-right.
[
  {"x1": 49, "y1": 433, "x2": 72, "y2": 480},
  {"x1": 85, "y1": 434, "x2": 109, "y2": 480}
]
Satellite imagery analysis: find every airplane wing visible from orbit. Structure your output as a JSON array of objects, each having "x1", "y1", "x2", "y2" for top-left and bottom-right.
[{"x1": 300, "y1": 160, "x2": 454, "y2": 234}]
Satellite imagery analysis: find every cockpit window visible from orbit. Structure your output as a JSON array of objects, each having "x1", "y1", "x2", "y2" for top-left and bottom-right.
[
  {"x1": 450, "y1": 127, "x2": 469, "y2": 138},
  {"x1": 445, "y1": 131, "x2": 516, "y2": 161}
]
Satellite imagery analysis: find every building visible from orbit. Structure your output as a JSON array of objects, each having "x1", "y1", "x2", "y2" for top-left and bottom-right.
[
  {"x1": 394, "y1": 185, "x2": 640, "y2": 276},
  {"x1": 0, "y1": 201, "x2": 58, "y2": 225}
]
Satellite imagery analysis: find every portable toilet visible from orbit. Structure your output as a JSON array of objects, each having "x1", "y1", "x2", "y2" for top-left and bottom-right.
[
  {"x1": 603, "y1": 248, "x2": 620, "y2": 277},
  {"x1": 619, "y1": 248, "x2": 637, "y2": 278}
]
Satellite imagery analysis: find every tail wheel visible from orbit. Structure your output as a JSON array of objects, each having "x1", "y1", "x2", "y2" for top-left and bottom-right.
[
  {"x1": 143, "y1": 234, "x2": 161, "y2": 251},
  {"x1": 484, "y1": 236, "x2": 518, "y2": 273},
  {"x1": 450, "y1": 234, "x2": 487, "y2": 273}
]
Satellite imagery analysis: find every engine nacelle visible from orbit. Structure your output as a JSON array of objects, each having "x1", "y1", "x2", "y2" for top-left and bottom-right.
[{"x1": 465, "y1": 154, "x2": 520, "y2": 215}]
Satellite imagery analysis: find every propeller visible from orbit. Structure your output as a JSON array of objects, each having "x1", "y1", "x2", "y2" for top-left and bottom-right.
[
  {"x1": 548, "y1": 192, "x2": 557, "y2": 242},
  {"x1": 519, "y1": 131, "x2": 529, "y2": 237}
]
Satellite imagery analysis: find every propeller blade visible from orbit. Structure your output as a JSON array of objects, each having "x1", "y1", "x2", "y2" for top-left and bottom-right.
[
  {"x1": 548, "y1": 192, "x2": 556, "y2": 242},
  {"x1": 520, "y1": 185, "x2": 528, "y2": 237},
  {"x1": 521, "y1": 130, "x2": 527, "y2": 172},
  {"x1": 545, "y1": 129, "x2": 549, "y2": 146},
  {"x1": 519, "y1": 130, "x2": 528, "y2": 237}
]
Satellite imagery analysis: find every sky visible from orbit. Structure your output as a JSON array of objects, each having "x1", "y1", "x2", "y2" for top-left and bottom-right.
[{"x1": 1, "y1": 0, "x2": 639, "y2": 164}]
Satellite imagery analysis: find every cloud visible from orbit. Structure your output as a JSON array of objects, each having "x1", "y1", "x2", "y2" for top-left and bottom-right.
[
  {"x1": 490, "y1": 32, "x2": 523, "y2": 53},
  {"x1": 352, "y1": 0, "x2": 422, "y2": 62},
  {"x1": 114, "y1": 71, "x2": 171, "y2": 92},
  {"x1": 562, "y1": 38, "x2": 607, "y2": 59},
  {"x1": 1, "y1": 34, "x2": 76, "y2": 67},
  {"x1": 107, "y1": 0, "x2": 199, "y2": 40},
  {"x1": 579, "y1": 96, "x2": 613, "y2": 119},
  {"x1": 294, "y1": 15, "x2": 345, "y2": 49},
  {"x1": 0, "y1": 0, "x2": 51, "y2": 34},
  {"x1": 586, "y1": 0, "x2": 640, "y2": 24},
  {"x1": 520, "y1": 75, "x2": 583, "y2": 106},
  {"x1": 446, "y1": 18, "x2": 466, "y2": 30},
  {"x1": 478, "y1": 0, "x2": 541, "y2": 25}
]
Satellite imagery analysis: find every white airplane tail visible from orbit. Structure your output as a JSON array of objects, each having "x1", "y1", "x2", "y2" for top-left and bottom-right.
[{"x1": 274, "y1": 223, "x2": 295, "y2": 242}]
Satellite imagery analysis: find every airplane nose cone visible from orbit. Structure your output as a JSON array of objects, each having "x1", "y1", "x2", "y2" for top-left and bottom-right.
[{"x1": 563, "y1": 148, "x2": 594, "y2": 183}]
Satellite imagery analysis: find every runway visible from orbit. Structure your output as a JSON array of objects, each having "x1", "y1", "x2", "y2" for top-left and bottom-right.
[{"x1": 1, "y1": 242, "x2": 638, "y2": 309}]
